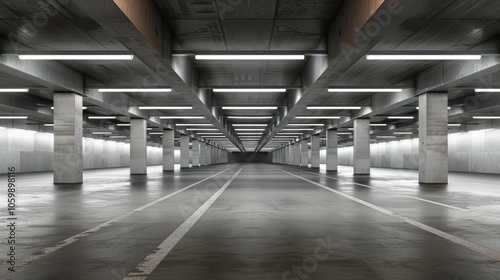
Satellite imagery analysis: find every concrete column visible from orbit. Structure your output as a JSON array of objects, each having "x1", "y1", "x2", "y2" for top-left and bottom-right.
[
  {"x1": 199, "y1": 142, "x2": 207, "y2": 166},
  {"x1": 163, "y1": 129, "x2": 175, "y2": 171},
  {"x1": 192, "y1": 139, "x2": 200, "y2": 167},
  {"x1": 130, "y1": 119, "x2": 147, "y2": 175},
  {"x1": 294, "y1": 142, "x2": 301, "y2": 166},
  {"x1": 326, "y1": 129, "x2": 338, "y2": 172},
  {"x1": 206, "y1": 144, "x2": 212, "y2": 165},
  {"x1": 354, "y1": 119, "x2": 370, "y2": 175},
  {"x1": 301, "y1": 139, "x2": 308, "y2": 167},
  {"x1": 284, "y1": 146, "x2": 289, "y2": 164},
  {"x1": 180, "y1": 135, "x2": 190, "y2": 168},
  {"x1": 311, "y1": 135, "x2": 320, "y2": 168},
  {"x1": 53, "y1": 93, "x2": 83, "y2": 184},
  {"x1": 288, "y1": 144, "x2": 294, "y2": 165},
  {"x1": 419, "y1": 92, "x2": 448, "y2": 184}
]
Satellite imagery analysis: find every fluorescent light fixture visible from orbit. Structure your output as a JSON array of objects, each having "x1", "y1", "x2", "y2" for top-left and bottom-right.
[
  {"x1": 98, "y1": 88, "x2": 171, "y2": 92},
  {"x1": 234, "y1": 129, "x2": 265, "y2": 131},
  {"x1": 370, "y1": 124, "x2": 387, "y2": 127},
  {"x1": 109, "y1": 136, "x2": 127, "y2": 139},
  {"x1": 307, "y1": 106, "x2": 361, "y2": 110},
  {"x1": 283, "y1": 128, "x2": 314, "y2": 131},
  {"x1": 0, "y1": 88, "x2": 29, "y2": 92},
  {"x1": 51, "y1": 107, "x2": 87, "y2": 110},
  {"x1": 186, "y1": 128, "x2": 218, "y2": 131},
  {"x1": 377, "y1": 136, "x2": 398, "y2": 139},
  {"x1": 92, "y1": 132, "x2": 112, "y2": 135},
  {"x1": 416, "y1": 107, "x2": 450, "y2": 110},
  {"x1": 237, "y1": 133, "x2": 264, "y2": 135},
  {"x1": 448, "y1": 124, "x2": 462, "y2": 127},
  {"x1": 275, "y1": 136, "x2": 297, "y2": 138},
  {"x1": 475, "y1": 89, "x2": 500, "y2": 93},
  {"x1": 393, "y1": 132, "x2": 413, "y2": 135},
  {"x1": 202, "y1": 136, "x2": 226, "y2": 138},
  {"x1": 0, "y1": 116, "x2": 28, "y2": 119},
  {"x1": 139, "y1": 106, "x2": 192, "y2": 110},
  {"x1": 232, "y1": 124, "x2": 268, "y2": 127},
  {"x1": 222, "y1": 107, "x2": 278, "y2": 110},
  {"x1": 338, "y1": 133, "x2": 352, "y2": 135},
  {"x1": 296, "y1": 116, "x2": 342, "y2": 119},
  {"x1": 175, "y1": 124, "x2": 213, "y2": 126},
  {"x1": 44, "y1": 124, "x2": 54, "y2": 127},
  {"x1": 288, "y1": 124, "x2": 323, "y2": 126},
  {"x1": 388, "y1": 116, "x2": 414, "y2": 120},
  {"x1": 196, "y1": 133, "x2": 223, "y2": 135},
  {"x1": 149, "y1": 133, "x2": 163, "y2": 135},
  {"x1": 213, "y1": 89, "x2": 286, "y2": 92},
  {"x1": 88, "y1": 116, "x2": 116, "y2": 119},
  {"x1": 347, "y1": 128, "x2": 354, "y2": 131},
  {"x1": 278, "y1": 133, "x2": 302, "y2": 135},
  {"x1": 195, "y1": 55, "x2": 305, "y2": 60},
  {"x1": 473, "y1": 116, "x2": 500, "y2": 119},
  {"x1": 159, "y1": 116, "x2": 205, "y2": 119},
  {"x1": 228, "y1": 116, "x2": 273, "y2": 119},
  {"x1": 117, "y1": 124, "x2": 131, "y2": 127},
  {"x1": 20, "y1": 54, "x2": 134, "y2": 60},
  {"x1": 366, "y1": 55, "x2": 482, "y2": 60},
  {"x1": 328, "y1": 88, "x2": 402, "y2": 93}
]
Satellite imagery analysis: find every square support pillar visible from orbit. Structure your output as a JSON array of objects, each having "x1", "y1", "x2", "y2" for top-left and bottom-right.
[
  {"x1": 301, "y1": 139, "x2": 308, "y2": 167},
  {"x1": 206, "y1": 144, "x2": 212, "y2": 165},
  {"x1": 130, "y1": 119, "x2": 147, "y2": 175},
  {"x1": 419, "y1": 92, "x2": 449, "y2": 184},
  {"x1": 288, "y1": 144, "x2": 294, "y2": 165},
  {"x1": 294, "y1": 142, "x2": 301, "y2": 166},
  {"x1": 192, "y1": 139, "x2": 200, "y2": 167},
  {"x1": 163, "y1": 129, "x2": 175, "y2": 171},
  {"x1": 53, "y1": 93, "x2": 83, "y2": 184},
  {"x1": 311, "y1": 135, "x2": 320, "y2": 168},
  {"x1": 180, "y1": 135, "x2": 190, "y2": 169},
  {"x1": 326, "y1": 129, "x2": 338, "y2": 172},
  {"x1": 199, "y1": 142, "x2": 207, "y2": 166},
  {"x1": 354, "y1": 119, "x2": 370, "y2": 175}
]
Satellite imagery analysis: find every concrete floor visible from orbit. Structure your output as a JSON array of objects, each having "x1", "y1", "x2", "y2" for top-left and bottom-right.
[{"x1": 1, "y1": 164, "x2": 500, "y2": 279}]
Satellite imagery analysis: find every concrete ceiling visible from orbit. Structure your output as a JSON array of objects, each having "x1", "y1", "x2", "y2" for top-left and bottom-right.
[{"x1": 0, "y1": 0, "x2": 500, "y2": 152}]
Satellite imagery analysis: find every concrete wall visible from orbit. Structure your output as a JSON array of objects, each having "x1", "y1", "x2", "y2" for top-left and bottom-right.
[
  {"x1": 336, "y1": 129, "x2": 500, "y2": 175},
  {"x1": 229, "y1": 152, "x2": 272, "y2": 163},
  {"x1": 0, "y1": 128, "x2": 162, "y2": 174}
]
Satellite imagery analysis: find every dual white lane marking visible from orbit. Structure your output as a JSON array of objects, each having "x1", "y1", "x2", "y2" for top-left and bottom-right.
[
  {"x1": 0, "y1": 167, "x2": 234, "y2": 275},
  {"x1": 281, "y1": 170, "x2": 500, "y2": 262},
  {"x1": 124, "y1": 166, "x2": 245, "y2": 280},
  {"x1": 302, "y1": 170, "x2": 468, "y2": 211}
]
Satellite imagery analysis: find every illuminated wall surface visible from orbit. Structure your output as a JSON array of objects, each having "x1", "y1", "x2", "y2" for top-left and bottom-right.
[
  {"x1": 0, "y1": 128, "x2": 164, "y2": 174},
  {"x1": 329, "y1": 129, "x2": 500, "y2": 174}
]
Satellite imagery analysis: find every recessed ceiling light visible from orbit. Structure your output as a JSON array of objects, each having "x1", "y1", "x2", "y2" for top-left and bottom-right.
[
  {"x1": 19, "y1": 54, "x2": 134, "y2": 60},
  {"x1": 0, "y1": 116, "x2": 28, "y2": 119},
  {"x1": 366, "y1": 55, "x2": 482, "y2": 60},
  {"x1": 232, "y1": 124, "x2": 268, "y2": 127},
  {"x1": 0, "y1": 88, "x2": 29, "y2": 92},
  {"x1": 473, "y1": 116, "x2": 500, "y2": 119},
  {"x1": 387, "y1": 116, "x2": 414, "y2": 120},
  {"x1": 288, "y1": 124, "x2": 324, "y2": 126},
  {"x1": 475, "y1": 89, "x2": 500, "y2": 93},
  {"x1": 195, "y1": 55, "x2": 305, "y2": 60},
  {"x1": 213, "y1": 89, "x2": 287, "y2": 92},
  {"x1": 175, "y1": 124, "x2": 213, "y2": 126},
  {"x1": 296, "y1": 116, "x2": 342, "y2": 119},
  {"x1": 307, "y1": 106, "x2": 362, "y2": 110},
  {"x1": 159, "y1": 116, "x2": 205, "y2": 119},
  {"x1": 88, "y1": 116, "x2": 117, "y2": 119},
  {"x1": 328, "y1": 88, "x2": 402, "y2": 93},
  {"x1": 227, "y1": 116, "x2": 274, "y2": 119},
  {"x1": 98, "y1": 88, "x2": 171, "y2": 92},
  {"x1": 222, "y1": 107, "x2": 278, "y2": 110},
  {"x1": 139, "y1": 106, "x2": 192, "y2": 110}
]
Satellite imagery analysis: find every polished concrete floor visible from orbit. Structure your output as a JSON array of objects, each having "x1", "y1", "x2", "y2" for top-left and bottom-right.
[{"x1": 1, "y1": 163, "x2": 500, "y2": 279}]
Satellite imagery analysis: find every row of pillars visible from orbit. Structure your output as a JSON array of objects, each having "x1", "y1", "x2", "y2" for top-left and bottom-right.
[
  {"x1": 271, "y1": 92, "x2": 449, "y2": 184},
  {"x1": 52, "y1": 93, "x2": 229, "y2": 184}
]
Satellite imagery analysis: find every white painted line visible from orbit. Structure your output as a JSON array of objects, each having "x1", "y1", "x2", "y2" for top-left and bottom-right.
[
  {"x1": 301, "y1": 170, "x2": 375, "y2": 189},
  {"x1": 124, "y1": 166, "x2": 244, "y2": 280},
  {"x1": 281, "y1": 170, "x2": 500, "y2": 262},
  {"x1": 404, "y1": 196, "x2": 468, "y2": 211},
  {"x1": 0, "y1": 167, "x2": 234, "y2": 276}
]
